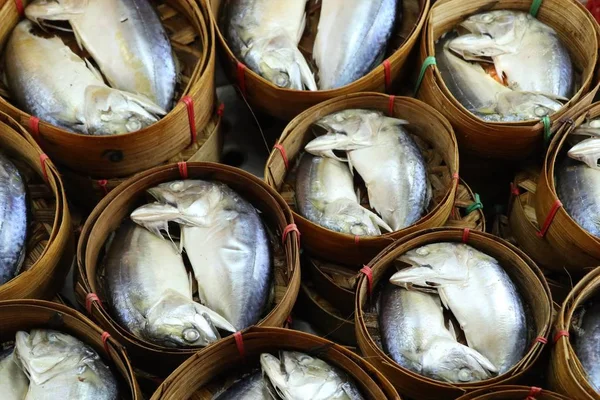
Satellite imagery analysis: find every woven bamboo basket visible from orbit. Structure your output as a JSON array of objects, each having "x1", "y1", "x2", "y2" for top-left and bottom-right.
[
  {"x1": 0, "y1": 0, "x2": 215, "y2": 177},
  {"x1": 149, "y1": 327, "x2": 400, "y2": 399},
  {"x1": 355, "y1": 228, "x2": 553, "y2": 399},
  {"x1": 76, "y1": 162, "x2": 301, "y2": 376},
  {"x1": 209, "y1": 0, "x2": 429, "y2": 120},
  {"x1": 417, "y1": 0, "x2": 599, "y2": 159},
  {"x1": 455, "y1": 385, "x2": 570, "y2": 400},
  {"x1": 0, "y1": 299, "x2": 141, "y2": 399},
  {"x1": 265, "y1": 93, "x2": 459, "y2": 267},
  {"x1": 536, "y1": 102, "x2": 600, "y2": 274},
  {"x1": 59, "y1": 109, "x2": 223, "y2": 211},
  {"x1": 549, "y1": 266, "x2": 600, "y2": 399},
  {"x1": 0, "y1": 112, "x2": 72, "y2": 300}
]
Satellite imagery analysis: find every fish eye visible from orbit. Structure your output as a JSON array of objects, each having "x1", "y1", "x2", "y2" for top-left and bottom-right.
[
  {"x1": 458, "y1": 368, "x2": 473, "y2": 382},
  {"x1": 182, "y1": 328, "x2": 200, "y2": 343},
  {"x1": 126, "y1": 118, "x2": 142, "y2": 132},
  {"x1": 274, "y1": 72, "x2": 290, "y2": 88},
  {"x1": 534, "y1": 106, "x2": 549, "y2": 117},
  {"x1": 416, "y1": 247, "x2": 430, "y2": 256}
]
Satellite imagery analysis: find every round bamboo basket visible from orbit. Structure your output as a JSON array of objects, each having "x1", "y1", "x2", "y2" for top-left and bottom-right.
[
  {"x1": 355, "y1": 228, "x2": 553, "y2": 399},
  {"x1": 0, "y1": 299, "x2": 141, "y2": 399},
  {"x1": 209, "y1": 0, "x2": 430, "y2": 120},
  {"x1": 0, "y1": 112, "x2": 72, "y2": 300},
  {"x1": 455, "y1": 385, "x2": 570, "y2": 400},
  {"x1": 265, "y1": 93, "x2": 459, "y2": 267},
  {"x1": 76, "y1": 162, "x2": 301, "y2": 376},
  {"x1": 417, "y1": 0, "x2": 599, "y2": 159},
  {"x1": 536, "y1": 102, "x2": 600, "y2": 274},
  {"x1": 0, "y1": 0, "x2": 215, "y2": 177},
  {"x1": 150, "y1": 327, "x2": 400, "y2": 399},
  {"x1": 549, "y1": 266, "x2": 600, "y2": 399},
  {"x1": 59, "y1": 109, "x2": 223, "y2": 211}
]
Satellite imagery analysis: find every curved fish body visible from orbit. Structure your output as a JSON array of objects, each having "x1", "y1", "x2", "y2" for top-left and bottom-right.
[
  {"x1": 573, "y1": 299, "x2": 600, "y2": 393},
  {"x1": 556, "y1": 157, "x2": 600, "y2": 237},
  {"x1": 4, "y1": 20, "x2": 165, "y2": 135},
  {"x1": 25, "y1": 0, "x2": 177, "y2": 110},
  {"x1": 379, "y1": 283, "x2": 496, "y2": 383},
  {"x1": 105, "y1": 222, "x2": 234, "y2": 347},
  {"x1": 313, "y1": 0, "x2": 398, "y2": 89},
  {"x1": 130, "y1": 180, "x2": 272, "y2": 330},
  {"x1": 215, "y1": 371, "x2": 273, "y2": 400},
  {"x1": 0, "y1": 152, "x2": 27, "y2": 286},
  {"x1": 391, "y1": 242, "x2": 528, "y2": 374},
  {"x1": 305, "y1": 109, "x2": 431, "y2": 231},
  {"x1": 14, "y1": 329, "x2": 118, "y2": 400},
  {"x1": 450, "y1": 10, "x2": 573, "y2": 98},
  {"x1": 0, "y1": 348, "x2": 29, "y2": 400},
  {"x1": 224, "y1": 0, "x2": 316, "y2": 90},
  {"x1": 295, "y1": 153, "x2": 391, "y2": 236},
  {"x1": 261, "y1": 351, "x2": 364, "y2": 400}
]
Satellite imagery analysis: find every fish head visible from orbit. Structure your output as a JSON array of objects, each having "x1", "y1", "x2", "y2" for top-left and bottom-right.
[
  {"x1": 249, "y1": 35, "x2": 317, "y2": 91},
  {"x1": 568, "y1": 138, "x2": 600, "y2": 170},
  {"x1": 422, "y1": 338, "x2": 497, "y2": 383},
  {"x1": 447, "y1": 34, "x2": 510, "y2": 60},
  {"x1": 24, "y1": 0, "x2": 86, "y2": 25},
  {"x1": 260, "y1": 353, "x2": 290, "y2": 398},
  {"x1": 130, "y1": 202, "x2": 183, "y2": 239},
  {"x1": 84, "y1": 85, "x2": 165, "y2": 135},
  {"x1": 320, "y1": 198, "x2": 392, "y2": 236},
  {"x1": 494, "y1": 91, "x2": 562, "y2": 120},
  {"x1": 146, "y1": 180, "x2": 218, "y2": 211},
  {"x1": 460, "y1": 10, "x2": 521, "y2": 40},
  {"x1": 573, "y1": 119, "x2": 600, "y2": 137}
]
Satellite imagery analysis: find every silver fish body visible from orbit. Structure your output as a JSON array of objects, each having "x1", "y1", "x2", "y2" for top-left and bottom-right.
[
  {"x1": 130, "y1": 180, "x2": 272, "y2": 330},
  {"x1": 305, "y1": 109, "x2": 431, "y2": 231},
  {"x1": 379, "y1": 283, "x2": 496, "y2": 383},
  {"x1": 4, "y1": 20, "x2": 165, "y2": 135},
  {"x1": 295, "y1": 153, "x2": 391, "y2": 236},
  {"x1": 556, "y1": 157, "x2": 600, "y2": 237},
  {"x1": 567, "y1": 137, "x2": 600, "y2": 170},
  {"x1": 573, "y1": 300, "x2": 600, "y2": 393},
  {"x1": 0, "y1": 152, "x2": 28, "y2": 286},
  {"x1": 25, "y1": 0, "x2": 177, "y2": 111},
  {"x1": 0, "y1": 347, "x2": 29, "y2": 400},
  {"x1": 14, "y1": 329, "x2": 118, "y2": 400},
  {"x1": 313, "y1": 0, "x2": 398, "y2": 89},
  {"x1": 105, "y1": 222, "x2": 234, "y2": 347},
  {"x1": 261, "y1": 351, "x2": 364, "y2": 400},
  {"x1": 223, "y1": 0, "x2": 316, "y2": 90},
  {"x1": 214, "y1": 371, "x2": 273, "y2": 400},
  {"x1": 391, "y1": 243, "x2": 528, "y2": 374}
]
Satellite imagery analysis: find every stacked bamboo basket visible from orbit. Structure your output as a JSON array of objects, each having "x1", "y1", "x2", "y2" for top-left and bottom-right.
[
  {"x1": 455, "y1": 386, "x2": 570, "y2": 400},
  {"x1": 0, "y1": 0, "x2": 222, "y2": 210}
]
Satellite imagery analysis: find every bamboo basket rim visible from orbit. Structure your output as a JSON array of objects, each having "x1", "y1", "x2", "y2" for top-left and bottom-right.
[
  {"x1": 264, "y1": 92, "x2": 459, "y2": 243},
  {"x1": 423, "y1": 0, "x2": 599, "y2": 127},
  {"x1": 209, "y1": 0, "x2": 431, "y2": 95},
  {"x1": 454, "y1": 385, "x2": 571, "y2": 400},
  {"x1": 355, "y1": 227, "x2": 553, "y2": 392}
]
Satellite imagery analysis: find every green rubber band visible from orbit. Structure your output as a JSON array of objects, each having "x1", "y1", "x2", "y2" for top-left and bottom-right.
[
  {"x1": 542, "y1": 116, "x2": 552, "y2": 145},
  {"x1": 529, "y1": 0, "x2": 543, "y2": 17},
  {"x1": 466, "y1": 193, "x2": 483, "y2": 215},
  {"x1": 414, "y1": 56, "x2": 437, "y2": 96}
]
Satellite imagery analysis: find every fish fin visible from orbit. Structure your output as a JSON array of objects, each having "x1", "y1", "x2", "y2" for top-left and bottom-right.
[
  {"x1": 365, "y1": 208, "x2": 393, "y2": 233},
  {"x1": 568, "y1": 138, "x2": 600, "y2": 170},
  {"x1": 438, "y1": 288, "x2": 451, "y2": 310},
  {"x1": 194, "y1": 303, "x2": 236, "y2": 333},
  {"x1": 84, "y1": 58, "x2": 104, "y2": 82},
  {"x1": 447, "y1": 319, "x2": 457, "y2": 341},
  {"x1": 463, "y1": 346, "x2": 498, "y2": 374}
]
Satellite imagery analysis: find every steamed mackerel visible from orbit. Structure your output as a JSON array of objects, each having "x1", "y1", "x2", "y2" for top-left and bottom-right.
[
  {"x1": 4, "y1": 20, "x2": 165, "y2": 135},
  {"x1": 14, "y1": 329, "x2": 118, "y2": 400},
  {"x1": 379, "y1": 283, "x2": 496, "y2": 383},
  {"x1": 215, "y1": 371, "x2": 274, "y2": 400},
  {"x1": 313, "y1": 0, "x2": 398, "y2": 89},
  {"x1": 105, "y1": 222, "x2": 235, "y2": 347},
  {"x1": 25, "y1": 0, "x2": 177, "y2": 110},
  {"x1": 0, "y1": 152, "x2": 28, "y2": 286},
  {"x1": 130, "y1": 180, "x2": 272, "y2": 330},
  {"x1": 0, "y1": 348, "x2": 29, "y2": 400},
  {"x1": 573, "y1": 299, "x2": 600, "y2": 393},
  {"x1": 391, "y1": 242, "x2": 527, "y2": 373},
  {"x1": 224, "y1": 0, "x2": 316, "y2": 90},
  {"x1": 305, "y1": 109, "x2": 431, "y2": 231},
  {"x1": 295, "y1": 153, "x2": 391, "y2": 236}
]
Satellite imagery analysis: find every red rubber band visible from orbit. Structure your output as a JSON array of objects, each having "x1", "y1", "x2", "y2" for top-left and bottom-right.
[
  {"x1": 452, "y1": 172, "x2": 459, "y2": 188},
  {"x1": 510, "y1": 182, "x2": 520, "y2": 197},
  {"x1": 29, "y1": 116, "x2": 40, "y2": 140},
  {"x1": 537, "y1": 200, "x2": 562, "y2": 238},
  {"x1": 97, "y1": 180, "x2": 109, "y2": 195},
  {"x1": 383, "y1": 59, "x2": 392, "y2": 93},
  {"x1": 14, "y1": 0, "x2": 24, "y2": 16},
  {"x1": 178, "y1": 161, "x2": 188, "y2": 179},
  {"x1": 101, "y1": 332, "x2": 111, "y2": 354},
  {"x1": 217, "y1": 103, "x2": 225, "y2": 117},
  {"x1": 234, "y1": 331, "x2": 245, "y2": 357},
  {"x1": 360, "y1": 265, "x2": 373, "y2": 297},
  {"x1": 285, "y1": 315, "x2": 293, "y2": 328},
  {"x1": 534, "y1": 336, "x2": 548, "y2": 345},
  {"x1": 274, "y1": 143, "x2": 289, "y2": 170},
  {"x1": 462, "y1": 228, "x2": 470, "y2": 243},
  {"x1": 39, "y1": 154, "x2": 49, "y2": 181},
  {"x1": 282, "y1": 224, "x2": 300, "y2": 246},
  {"x1": 553, "y1": 330, "x2": 570, "y2": 343},
  {"x1": 237, "y1": 62, "x2": 247, "y2": 96},
  {"x1": 354, "y1": 235, "x2": 360, "y2": 245},
  {"x1": 180, "y1": 96, "x2": 197, "y2": 145},
  {"x1": 85, "y1": 293, "x2": 102, "y2": 315},
  {"x1": 388, "y1": 95, "x2": 396, "y2": 117},
  {"x1": 526, "y1": 387, "x2": 542, "y2": 399}
]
